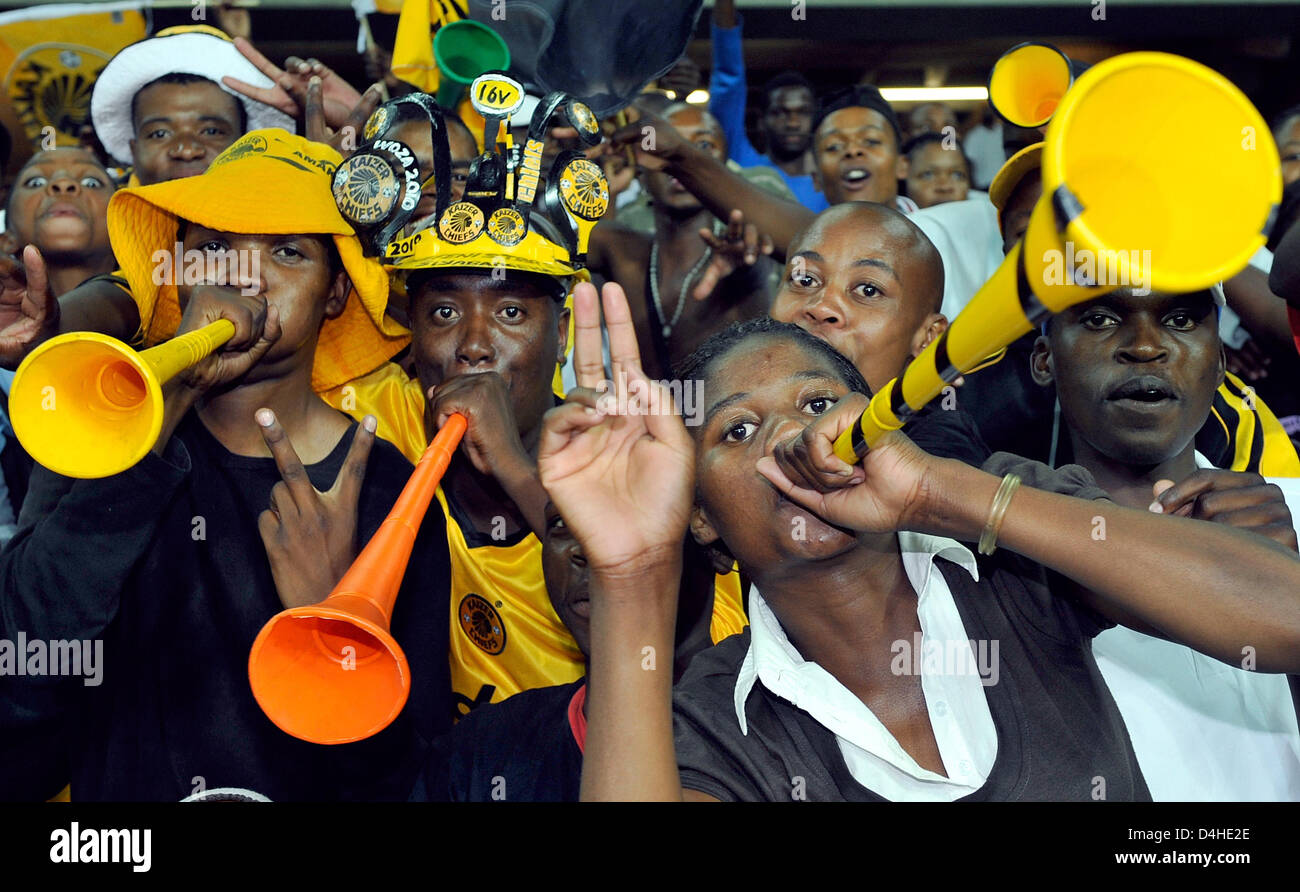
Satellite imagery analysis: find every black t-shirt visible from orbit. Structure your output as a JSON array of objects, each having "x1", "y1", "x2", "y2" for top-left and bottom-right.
[
  {"x1": 0, "y1": 412, "x2": 452, "y2": 801},
  {"x1": 415, "y1": 678, "x2": 585, "y2": 802},
  {"x1": 906, "y1": 402, "x2": 992, "y2": 468},
  {"x1": 953, "y1": 332, "x2": 1056, "y2": 462},
  {"x1": 672, "y1": 456, "x2": 1148, "y2": 802}
]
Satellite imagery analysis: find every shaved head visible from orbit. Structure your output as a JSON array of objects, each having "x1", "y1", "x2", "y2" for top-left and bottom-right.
[
  {"x1": 774, "y1": 201, "x2": 947, "y2": 391},
  {"x1": 790, "y1": 202, "x2": 944, "y2": 313}
]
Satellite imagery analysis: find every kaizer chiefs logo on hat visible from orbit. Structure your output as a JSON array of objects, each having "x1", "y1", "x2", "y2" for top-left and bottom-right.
[
  {"x1": 363, "y1": 105, "x2": 390, "y2": 141},
  {"x1": 569, "y1": 101, "x2": 599, "y2": 138},
  {"x1": 558, "y1": 158, "x2": 609, "y2": 221},
  {"x1": 487, "y1": 207, "x2": 526, "y2": 246},
  {"x1": 8, "y1": 45, "x2": 111, "y2": 147},
  {"x1": 210, "y1": 134, "x2": 268, "y2": 168},
  {"x1": 333, "y1": 153, "x2": 401, "y2": 225},
  {"x1": 439, "y1": 201, "x2": 486, "y2": 244},
  {"x1": 459, "y1": 594, "x2": 506, "y2": 655}
]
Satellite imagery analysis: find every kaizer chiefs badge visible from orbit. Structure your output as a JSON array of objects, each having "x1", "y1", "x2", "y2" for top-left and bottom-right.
[
  {"x1": 487, "y1": 207, "x2": 526, "y2": 246},
  {"x1": 459, "y1": 594, "x2": 506, "y2": 655},
  {"x1": 363, "y1": 105, "x2": 390, "y2": 141},
  {"x1": 211, "y1": 133, "x2": 268, "y2": 169},
  {"x1": 438, "y1": 201, "x2": 486, "y2": 244},
  {"x1": 332, "y1": 153, "x2": 401, "y2": 225},
  {"x1": 569, "y1": 100, "x2": 600, "y2": 139},
  {"x1": 557, "y1": 158, "x2": 609, "y2": 221}
]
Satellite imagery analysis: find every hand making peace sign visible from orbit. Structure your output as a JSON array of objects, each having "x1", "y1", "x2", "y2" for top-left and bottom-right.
[
  {"x1": 256, "y1": 409, "x2": 376, "y2": 609},
  {"x1": 535, "y1": 281, "x2": 695, "y2": 574}
]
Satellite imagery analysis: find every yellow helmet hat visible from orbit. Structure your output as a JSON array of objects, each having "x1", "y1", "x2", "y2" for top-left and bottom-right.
[
  {"x1": 380, "y1": 73, "x2": 605, "y2": 288},
  {"x1": 988, "y1": 141, "x2": 1044, "y2": 229},
  {"x1": 108, "y1": 129, "x2": 409, "y2": 394}
]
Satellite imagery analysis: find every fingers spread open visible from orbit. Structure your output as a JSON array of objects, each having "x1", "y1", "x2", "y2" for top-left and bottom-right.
[{"x1": 233, "y1": 36, "x2": 282, "y2": 79}]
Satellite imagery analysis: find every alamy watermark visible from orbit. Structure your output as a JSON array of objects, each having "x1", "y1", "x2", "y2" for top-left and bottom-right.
[
  {"x1": 890, "y1": 632, "x2": 1000, "y2": 686},
  {"x1": 1042, "y1": 242, "x2": 1152, "y2": 295},
  {"x1": 0, "y1": 632, "x2": 102, "y2": 686},
  {"x1": 594, "y1": 370, "x2": 705, "y2": 426},
  {"x1": 50, "y1": 822, "x2": 150, "y2": 872},
  {"x1": 151, "y1": 243, "x2": 262, "y2": 296}
]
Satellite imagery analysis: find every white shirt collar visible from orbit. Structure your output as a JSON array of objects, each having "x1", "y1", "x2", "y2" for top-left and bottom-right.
[
  {"x1": 733, "y1": 532, "x2": 997, "y2": 800},
  {"x1": 733, "y1": 531, "x2": 979, "y2": 734}
]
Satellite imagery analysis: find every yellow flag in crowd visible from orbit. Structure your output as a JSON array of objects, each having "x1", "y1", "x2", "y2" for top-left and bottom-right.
[
  {"x1": 390, "y1": 0, "x2": 465, "y2": 94},
  {"x1": 0, "y1": 3, "x2": 147, "y2": 152}
]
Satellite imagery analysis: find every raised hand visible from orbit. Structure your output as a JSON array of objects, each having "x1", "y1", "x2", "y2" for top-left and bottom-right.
[
  {"x1": 222, "y1": 36, "x2": 370, "y2": 132},
  {"x1": 606, "y1": 107, "x2": 686, "y2": 173},
  {"x1": 0, "y1": 245, "x2": 58, "y2": 368},
  {"x1": 536, "y1": 281, "x2": 695, "y2": 572},
  {"x1": 1152, "y1": 468, "x2": 1298, "y2": 552},
  {"x1": 693, "y1": 208, "x2": 774, "y2": 300},
  {"x1": 756, "y1": 392, "x2": 940, "y2": 536},
  {"x1": 256, "y1": 409, "x2": 376, "y2": 609},
  {"x1": 301, "y1": 76, "x2": 383, "y2": 155}
]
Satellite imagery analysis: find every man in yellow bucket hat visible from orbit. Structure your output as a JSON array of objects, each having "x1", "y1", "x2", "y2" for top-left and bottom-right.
[
  {"x1": 0, "y1": 129, "x2": 453, "y2": 800},
  {"x1": 0, "y1": 25, "x2": 299, "y2": 379}
]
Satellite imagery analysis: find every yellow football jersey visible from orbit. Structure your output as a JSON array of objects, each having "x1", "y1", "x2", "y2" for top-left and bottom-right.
[{"x1": 1199, "y1": 371, "x2": 1300, "y2": 477}]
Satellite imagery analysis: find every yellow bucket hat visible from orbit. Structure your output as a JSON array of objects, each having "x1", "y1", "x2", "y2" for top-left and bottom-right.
[
  {"x1": 108, "y1": 129, "x2": 410, "y2": 394},
  {"x1": 988, "y1": 141, "x2": 1043, "y2": 228}
]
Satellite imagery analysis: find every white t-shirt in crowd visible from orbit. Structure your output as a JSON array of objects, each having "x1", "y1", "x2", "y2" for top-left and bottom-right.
[
  {"x1": 908, "y1": 197, "x2": 1004, "y2": 322},
  {"x1": 1092, "y1": 450, "x2": 1300, "y2": 801}
]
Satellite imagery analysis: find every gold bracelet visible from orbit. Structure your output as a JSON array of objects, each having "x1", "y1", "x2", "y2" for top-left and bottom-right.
[{"x1": 978, "y1": 473, "x2": 1021, "y2": 556}]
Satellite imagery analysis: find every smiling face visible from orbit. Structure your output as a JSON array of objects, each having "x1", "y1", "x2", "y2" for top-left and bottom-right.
[
  {"x1": 762, "y1": 85, "x2": 815, "y2": 160},
  {"x1": 813, "y1": 107, "x2": 905, "y2": 205},
  {"x1": 1033, "y1": 288, "x2": 1224, "y2": 467},
  {"x1": 4, "y1": 148, "x2": 115, "y2": 261},
  {"x1": 177, "y1": 225, "x2": 348, "y2": 382},
  {"x1": 904, "y1": 141, "x2": 971, "y2": 209},
  {"x1": 688, "y1": 331, "x2": 865, "y2": 576},
  {"x1": 130, "y1": 79, "x2": 243, "y2": 184},
  {"x1": 643, "y1": 105, "x2": 726, "y2": 213},
  {"x1": 769, "y1": 203, "x2": 944, "y2": 393},
  {"x1": 541, "y1": 500, "x2": 591, "y2": 657},
  {"x1": 407, "y1": 271, "x2": 568, "y2": 441}
]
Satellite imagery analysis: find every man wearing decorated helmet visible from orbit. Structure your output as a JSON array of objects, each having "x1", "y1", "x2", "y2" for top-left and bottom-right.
[{"x1": 322, "y1": 77, "x2": 748, "y2": 719}]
